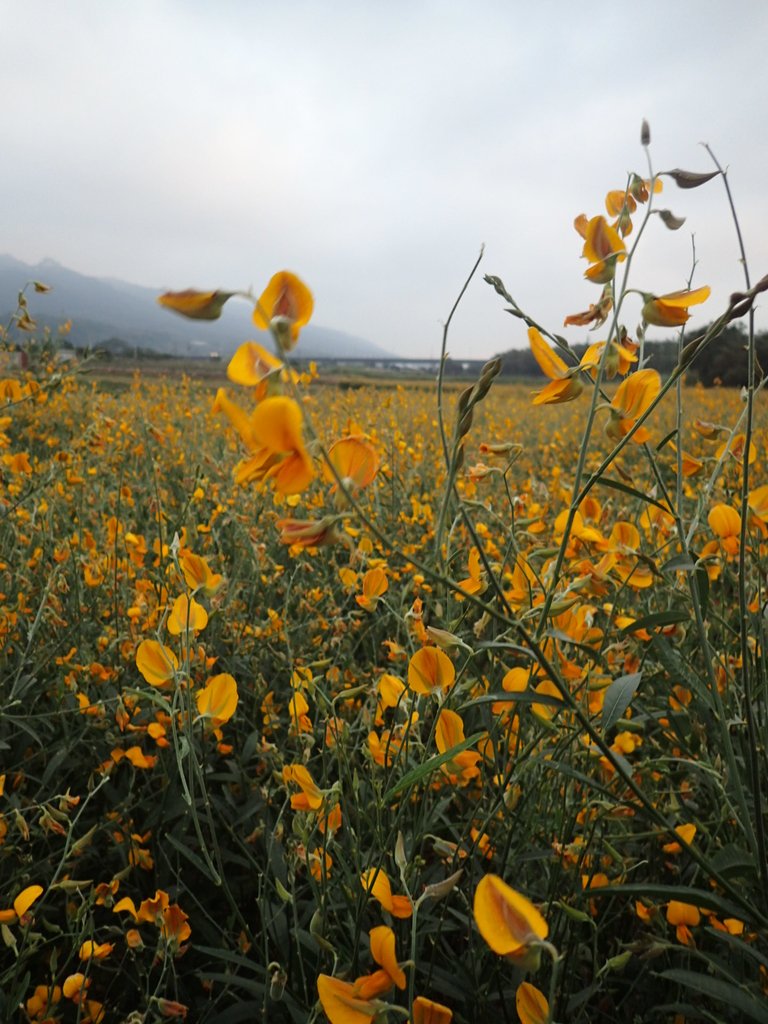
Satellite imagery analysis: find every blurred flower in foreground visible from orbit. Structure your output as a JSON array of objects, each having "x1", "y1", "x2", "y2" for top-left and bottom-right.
[
  {"x1": 157, "y1": 289, "x2": 235, "y2": 320},
  {"x1": 473, "y1": 874, "x2": 548, "y2": 966},
  {"x1": 253, "y1": 270, "x2": 313, "y2": 351}
]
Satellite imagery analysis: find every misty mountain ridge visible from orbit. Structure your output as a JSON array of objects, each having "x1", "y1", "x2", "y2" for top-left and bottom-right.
[{"x1": 0, "y1": 255, "x2": 394, "y2": 360}]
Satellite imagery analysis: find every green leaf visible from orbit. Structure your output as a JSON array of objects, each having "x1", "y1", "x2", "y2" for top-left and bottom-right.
[
  {"x1": 462, "y1": 691, "x2": 564, "y2": 710},
  {"x1": 659, "y1": 969, "x2": 768, "y2": 1023},
  {"x1": 601, "y1": 672, "x2": 642, "y2": 732},
  {"x1": 596, "y1": 476, "x2": 671, "y2": 512},
  {"x1": 618, "y1": 610, "x2": 690, "y2": 635},
  {"x1": 382, "y1": 732, "x2": 485, "y2": 802},
  {"x1": 600, "y1": 883, "x2": 757, "y2": 924}
]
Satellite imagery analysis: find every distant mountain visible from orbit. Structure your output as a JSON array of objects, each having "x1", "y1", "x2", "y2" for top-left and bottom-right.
[{"x1": 0, "y1": 255, "x2": 393, "y2": 360}]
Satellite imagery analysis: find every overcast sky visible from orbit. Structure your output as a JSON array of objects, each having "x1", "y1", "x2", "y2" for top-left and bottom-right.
[{"x1": 2, "y1": 0, "x2": 767, "y2": 358}]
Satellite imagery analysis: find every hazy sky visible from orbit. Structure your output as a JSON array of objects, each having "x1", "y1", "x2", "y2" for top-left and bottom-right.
[{"x1": 2, "y1": 0, "x2": 767, "y2": 358}]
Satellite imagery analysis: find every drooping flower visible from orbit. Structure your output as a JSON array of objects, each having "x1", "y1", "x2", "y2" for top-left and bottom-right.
[
  {"x1": 179, "y1": 549, "x2": 224, "y2": 596},
  {"x1": 473, "y1": 874, "x2": 548, "y2": 962},
  {"x1": 253, "y1": 271, "x2": 313, "y2": 350},
  {"x1": 528, "y1": 327, "x2": 583, "y2": 405},
  {"x1": 434, "y1": 709, "x2": 481, "y2": 784},
  {"x1": 578, "y1": 215, "x2": 627, "y2": 283},
  {"x1": 641, "y1": 285, "x2": 710, "y2": 327},
  {"x1": 157, "y1": 289, "x2": 235, "y2": 320},
  {"x1": 283, "y1": 764, "x2": 324, "y2": 812},
  {"x1": 412, "y1": 995, "x2": 454, "y2": 1023},
  {"x1": 516, "y1": 982, "x2": 550, "y2": 1024},
  {"x1": 361, "y1": 867, "x2": 413, "y2": 918},
  {"x1": 606, "y1": 368, "x2": 661, "y2": 441}
]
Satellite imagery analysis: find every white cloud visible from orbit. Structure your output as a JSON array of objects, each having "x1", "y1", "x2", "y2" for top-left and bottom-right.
[{"x1": 2, "y1": 0, "x2": 766, "y2": 357}]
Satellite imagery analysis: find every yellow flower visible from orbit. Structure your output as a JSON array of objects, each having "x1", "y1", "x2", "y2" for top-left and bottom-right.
[
  {"x1": 528, "y1": 327, "x2": 583, "y2": 405},
  {"x1": 283, "y1": 764, "x2": 324, "y2": 811},
  {"x1": 157, "y1": 289, "x2": 235, "y2": 320},
  {"x1": 708, "y1": 503, "x2": 741, "y2": 556},
  {"x1": 473, "y1": 874, "x2": 548, "y2": 961},
  {"x1": 356, "y1": 568, "x2": 388, "y2": 612},
  {"x1": 361, "y1": 867, "x2": 413, "y2": 919},
  {"x1": 167, "y1": 593, "x2": 209, "y2": 636},
  {"x1": 607, "y1": 368, "x2": 661, "y2": 441},
  {"x1": 227, "y1": 340, "x2": 283, "y2": 387},
  {"x1": 178, "y1": 549, "x2": 224, "y2": 596},
  {"x1": 213, "y1": 391, "x2": 314, "y2": 494},
  {"x1": 136, "y1": 640, "x2": 178, "y2": 688},
  {"x1": 412, "y1": 995, "x2": 454, "y2": 1023},
  {"x1": 323, "y1": 435, "x2": 380, "y2": 491},
  {"x1": 253, "y1": 271, "x2": 313, "y2": 350},
  {"x1": 196, "y1": 673, "x2": 239, "y2": 727},
  {"x1": 0, "y1": 884, "x2": 43, "y2": 925},
  {"x1": 516, "y1": 982, "x2": 550, "y2": 1024},
  {"x1": 579, "y1": 215, "x2": 627, "y2": 283},
  {"x1": 641, "y1": 285, "x2": 710, "y2": 327},
  {"x1": 408, "y1": 646, "x2": 456, "y2": 696},
  {"x1": 316, "y1": 974, "x2": 385, "y2": 1024}
]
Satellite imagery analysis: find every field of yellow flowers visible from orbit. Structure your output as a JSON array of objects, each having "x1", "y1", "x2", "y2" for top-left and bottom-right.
[{"x1": 3, "y1": 135, "x2": 768, "y2": 1023}]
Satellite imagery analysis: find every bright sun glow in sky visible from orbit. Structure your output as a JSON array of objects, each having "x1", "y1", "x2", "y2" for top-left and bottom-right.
[{"x1": 2, "y1": 0, "x2": 767, "y2": 358}]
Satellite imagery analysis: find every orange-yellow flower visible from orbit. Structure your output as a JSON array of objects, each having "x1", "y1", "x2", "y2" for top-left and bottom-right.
[
  {"x1": 473, "y1": 874, "x2": 548, "y2": 961},
  {"x1": 361, "y1": 867, "x2": 413, "y2": 919},
  {"x1": 324, "y1": 435, "x2": 380, "y2": 491},
  {"x1": 213, "y1": 390, "x2": 314, "y2": 494},
  {"x1": 516, "y1": 982, "x2": 550, "y2": 1024},
  {"x1": 434, "y1": 708, "x2": 481, "y2": 784},
  {"x1": 316, "y1": 974, "x2": 386, "y2": 1024},
  {"x1": 412, "y1": 995, "x2": 454, "y2": 1023},
  {"x1": 167, "y1": 593, "x2": 209, "y2": 636},
  {"x1": 157, "y1": 288, "x2": 235, "y2": 320},
  {"x1": 196, "y1": 673, "x2": 238, "y2": 727},
  {"x1": 135, "y1": 640, "x2": 178, "y2": 688},
  {"x1": 276, "y1": 515, "x2": 341, "y2": 548},
  {"x1": 666, "y1": 899, "x2": 700, "y2": 945},
  {"x1": 227, "y1": 340, "x2": 283, "y2": 387},
  {"x1": 408, "y1": 646, "x2": 456, "y2": 696},
  {"x1": 607, "y1": 368, "x2": 661, "y2": 441},
  {"x1": 178, "y1": 549, "x2": 225, "y2": 597},
  {"x1": 356, "y1": 568, "x2": 388, "y2": 612},
  {"x1": 283, "y1": 764, "x2": 324, "y2": 812},
  {"x1": 708, "y1": 503, "x2": 741, "y2": 556},
  {"x1": 579, "y1": 215, "x2": 627, "y2": 283},
  {"x1": 528, "y1": 327, "x2": 583, "y2": 405},
  {"x1": 0, "y1": 884, "x2": 43, "y2": 925},
  {"x1": 641, "y1": 285, "x2": 710, "y2": 327},
  {"x1": 253, "y1": 271, "x2": 313, "y2": 350}
]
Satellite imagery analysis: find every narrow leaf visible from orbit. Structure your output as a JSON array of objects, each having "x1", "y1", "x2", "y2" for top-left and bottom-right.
[
  {"x1": 659, "y1": 969, "x2": 768, "y2": 1023},
  {"x1": 601, "y1": 672, "x2": 642, "y2": 732},
  {"x1": 383, "y1": 732, "x2": 484, "y2": 802},
  {"x1": 596, "y1": 476, "x2": 671, "y2": 512}
]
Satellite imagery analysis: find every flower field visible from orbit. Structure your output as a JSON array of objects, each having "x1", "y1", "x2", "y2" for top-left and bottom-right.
[{"x1": 2, "y1": 141, "x2": 768, "y2": 1023}]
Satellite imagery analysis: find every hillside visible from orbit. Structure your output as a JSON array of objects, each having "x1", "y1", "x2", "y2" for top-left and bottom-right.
[{"x1": 0, "y1": 255, "x2": 394, "y2": 360}]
